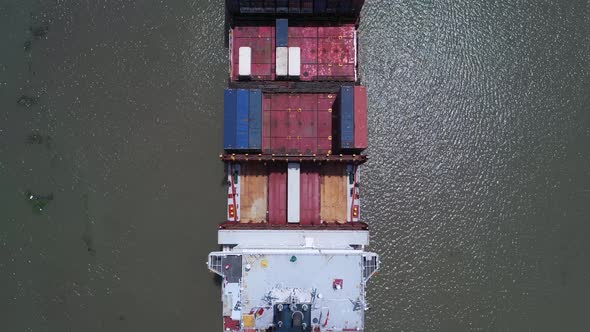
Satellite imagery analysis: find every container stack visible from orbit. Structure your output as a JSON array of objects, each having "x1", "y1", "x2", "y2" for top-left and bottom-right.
[
  {"x1": 210, "y1": 2, "x2": 379, "y2": 331},
  {"x1": 226, "y1": 0, "x2": 365, "y2": 16},
  {"x1": 224, "y1": 88, "x2": 263, "y2": 151}
]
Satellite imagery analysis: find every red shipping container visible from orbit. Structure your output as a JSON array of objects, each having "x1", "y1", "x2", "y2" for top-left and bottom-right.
[
  {"x1": 232, "y1": 37, "x2": 272, "y2": 80},
  {"x1": 354, "y1": 86, "x2": 368, "y2": 149},
  {"x1": 270, "y1": 137, "x2": 289, "y2": 154},
  {"x1": 289, "y1": 38, "x2": 318, "y2": 64},
  {"x1": 271, "y1": 95, "x2": 290, "y2": 110},
  {"x1": 317, "y1": 137, "x2": 332, "y2": 154},
  {"x1": 317, "y1": 108, "x2": 332, "y2": 138},
  {"x1": 299, "y1": 137, "x2": 317, "y2": 154},
  {"x1": 318, "y1": 38, "x2": 341, "y2": 64},
  {"x1": 299, "y1": 111, "x2": 317, "y2": 137},
  {"x1": 318, "y1": 25, "x2": 355, "y2": 38},
  {"x1": 263, "y1": 136, "x2": 271, "y2": 153},
  {"x1": 250, "y1": 37, "x2": 273, "y2": 64},
  {"x1": 251, "y1": 64, "x2": 272, "y2": 79},
  {"x1": 268, "y1": 166, "x2": 287, "y2": 224},
  {"x1": 263, "y1": 109, "x2": 271, "y2": 137},
  {"x1": 285, "y1": 136, "x2": 300, "y2": 154},
  {"x1": 299, "y1": 94, "x2": 318, "y2": 111},
  {"x1": 288, "y1": 26, "x2": 318, "y2": 38},
  {"x1": 263, "y1": 94, "x2": 272, "y2": 111},
  {"x1": 318, "y1": 38, "x2": 355, "y2": 65},
  {"x1": 288, "y1": 95, "x2": 301, "y2": 109},
  {"x1": 271, "y1": 110, "x2": 290, "y2": 136},
  {"x1": 317, "y1": 64, "x2": 333, "y2": 77},
  {"x1": 317, "y1": 63, "x2": 355, "y2": 80},
  {"x1": 257, "y1": 26, "x2": 273, "y2": 37},
  {"x1": 234, "y1": 26, "x2": 273, "y2": 38},
  {"x1": 301, "y1": 64, "x2": 318, "y2": 81},
  {"x1": 330, "y1": 63, "x2": 355, "y2": 79},
  {"x1": 234, "y1": 26, "x2": 260, "y2": 38},
  {"x1": 317, "y1": 94, "x2": 336, "y2": 111},
  {"x1": 287, "y1": 111, "x2": 299, "y2": 136},
  {"x1": 300, "y1": 164, "x2": 320, "y2": 225},
  {"x1": 341, "y1": 38, "x2": 356, "y2": 64}
]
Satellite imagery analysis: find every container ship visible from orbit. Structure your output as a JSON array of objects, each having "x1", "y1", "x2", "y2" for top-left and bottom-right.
[{"x1": 208, "y1": 1, "x2": 379, "y2": 331}]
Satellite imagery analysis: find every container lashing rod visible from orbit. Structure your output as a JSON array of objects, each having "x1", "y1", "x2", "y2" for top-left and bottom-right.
[
  {"x1": 350, "y1": 164, "x2": 359, "y2": 221},
  {"x1": 229, "y1": 164, "x2": 238, "y2": 222}
]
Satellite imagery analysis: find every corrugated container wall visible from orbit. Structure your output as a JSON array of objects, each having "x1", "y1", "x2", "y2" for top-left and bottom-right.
[
  {"x1": 353, "y1": 86, "x2": 368, "y2": 150},
  {"x1": 236, "y1": 89, "x2": 250, "y2": 149},
  {"x1": 300, "y1": 164, "x2": 321, "y2": 225},
  {"x1": 276, "y1": 19, "x2": 289, "y2": 47},
  {"x1": 248, "y1": 89, "x2": 263, "y2": 150},
  {"x1": 339, "y1": 86, "x2": 355, "y2": 149},
  {"x1": 268, "y1": 165, "x2": 287, "y2": 224},
  {"x1": 224, "y1": 89, "x2": 237, "y2": 150}
]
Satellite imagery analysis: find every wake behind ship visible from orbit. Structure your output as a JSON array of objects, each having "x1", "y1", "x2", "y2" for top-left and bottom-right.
[{"x1": 208, "y1": 1, "x2": 379, "y2": 331}]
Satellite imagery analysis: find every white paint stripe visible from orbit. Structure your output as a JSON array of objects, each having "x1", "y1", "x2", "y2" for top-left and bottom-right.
[
  {"x1": 288, "y1": 47, "x2": 301, "y2": 76},
  {"x1": 238, "y1": 47, "x2": 251, "y2": 76},
  {"x1": 276, "y1": 47, "x2": 288, "y2": 77},
  {"x1": 287, "y1": 162, "x2": 300, "y2": 223}
]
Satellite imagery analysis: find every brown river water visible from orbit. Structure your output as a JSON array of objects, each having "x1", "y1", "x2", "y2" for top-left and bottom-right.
[{"x1": 1, "y1": 0, "x2": 589, "y2": 331}]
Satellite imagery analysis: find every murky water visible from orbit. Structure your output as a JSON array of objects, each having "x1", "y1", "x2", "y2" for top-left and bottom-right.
[{"x1": 1, "y1": 0, "x2": 589, "y2": 331}]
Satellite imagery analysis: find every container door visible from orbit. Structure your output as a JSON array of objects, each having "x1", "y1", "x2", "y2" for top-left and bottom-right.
[
  {"x1": 240, "y1": 163, "x2": 268, "y2": 223},
  {"x1": 320, "y1": 163, "x2": 347, "y2": 222},
  {"x1": 300, "y1": 164, "x2": 320, "y2": 225},
  {"x1": 268, "y1": 165, "x2": 287, "y2": 224}
]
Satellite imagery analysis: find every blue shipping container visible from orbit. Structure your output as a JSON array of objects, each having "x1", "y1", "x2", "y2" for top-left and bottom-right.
[
  {"x1": 224, "y1": 89, "x2": 237, "y2": 150},
  {"x1": 236, "y1": 89, "x2": 250, "y2": 149},
  {"x1": 276, "y1": 18, "x2": 288, "y2": 47},
  {"x1": 340, "y1": 86, "x2": 355, "y2": 149},
  {"x1": 248, "y1": 89, "x2": 262, "y2": 150},
  {"x1": 314, "y1": 0, "x2": 326, "y2": 14}
]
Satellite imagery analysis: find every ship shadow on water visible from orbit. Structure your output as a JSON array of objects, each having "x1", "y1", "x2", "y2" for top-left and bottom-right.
[{"x1": 211, "y1": 273, "x2": 222, "y2": 287}]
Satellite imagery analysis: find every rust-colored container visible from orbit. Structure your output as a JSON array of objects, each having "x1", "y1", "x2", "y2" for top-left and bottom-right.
[
  {"x1": 300, "y1": 164, "x2": 320, "y2": 225},
  {"x1": 354, "y1": 86, "x2": 368, "y2": 150},
  {"x1": 268, "y1": 165, "x2": 287, "y2": 224}
]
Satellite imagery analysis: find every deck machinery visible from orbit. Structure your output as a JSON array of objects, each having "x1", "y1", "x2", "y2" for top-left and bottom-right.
[{"x1": 208, "y1": 1, "x2": 379, "y2": 331}]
